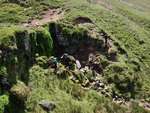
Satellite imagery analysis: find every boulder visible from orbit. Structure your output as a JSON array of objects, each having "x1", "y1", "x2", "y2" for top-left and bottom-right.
[
  {"x1": 47, "y1": 56, "x2": 58, "y2": 69},
  {"x1": 144, "y1": 103, "x2": 150, "y2": 109},
  {"x1": 108, "y1": 47, "x2": 117, "y2": 61},
  {"x1": 60, "y1": 53, "x2": 76, "y2": 70},
  {"x1": 99, "y1": 82, "x2": 105, "y2": 88},
  {"x1": 76, "y1": 60, "x2": 81, "y2": 69},
  {"x1": 88, "y1": 54, "x2": 103, "y2": 74},
  {"x1": 61, "y1": 53, "x2": 76, "y2": 63},
  {"x1": 39, "y1": 100, "x2": 56, "y2": 112},
  {"x1": 0, "y1": 76, "x2": 11, "y2": 91},
  {"x1": 10, "y1": 81, "x2": 30, "y2": 101}
]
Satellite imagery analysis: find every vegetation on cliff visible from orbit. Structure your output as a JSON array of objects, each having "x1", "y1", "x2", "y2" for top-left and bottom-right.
[{"x1": 0, "y1": 0, "x2": 150, "y2": 113}]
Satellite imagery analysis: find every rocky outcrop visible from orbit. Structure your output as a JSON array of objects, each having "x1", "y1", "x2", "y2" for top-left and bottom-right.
[
  {"x1": 0, "y1": 27, "x2": 53, "y2": 83},
  {"x1": 0, "y1": 23, "x2": 144, "y2": 112},
  {"x1": 39, "y1": 100, "x2": 56, "y2": 112}
]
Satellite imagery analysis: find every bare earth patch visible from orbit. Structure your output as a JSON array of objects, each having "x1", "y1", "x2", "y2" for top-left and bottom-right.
[{"x1": 23, "y1": 8, "x2": 64, "y2": 27}]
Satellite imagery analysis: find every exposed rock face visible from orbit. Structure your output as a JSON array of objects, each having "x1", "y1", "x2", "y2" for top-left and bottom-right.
[
  {"x1": 0, "y1": 29, "x2": 53, "y2": 84},
  {"x1": 45, "y1": 54, "x2": 112, "y2": 98},
  {"x1": 73, "y1": 16, "x2": 93, "y2": 25},
  {"x1": 0, "y1": 22, "x2": 144, "y2": 112},
  {"x1": 49, "y1": 23, "x2": 119, "y2": 71}
]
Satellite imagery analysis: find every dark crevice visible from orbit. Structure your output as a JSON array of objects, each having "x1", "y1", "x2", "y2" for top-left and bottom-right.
[
  {"x1": 73, "y1": 16, "x2": 93, "y2": 25},
  {"x1": 49, "y1": 22, "x2": 65, "y2": 57},
  {"x1": 49, "y1": 23, "x2": 119, "y2": 68}
]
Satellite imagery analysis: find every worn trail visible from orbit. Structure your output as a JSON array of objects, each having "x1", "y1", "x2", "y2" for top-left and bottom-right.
[{"x1": 23, "y1": 8, "x2": 64, "y2": 27}]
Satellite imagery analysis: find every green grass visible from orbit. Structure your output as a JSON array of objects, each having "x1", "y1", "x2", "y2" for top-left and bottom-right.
[
  {"x1": 24, "y1": 65, "x2": 126, "y2": 113},
  {"x1": 59, "y1": 0, "x2": 150, "y2": 97},
  {"x1": 0, "y1": 26, "x2": 19, "y2": 47},
  {"x1": 0, "y1": 3, "x2": 27, "y2": 23},
  {"x1": 0, "y1": 0, "x2": 150, "y2": 112},
  {"x1": 0, "y1": 95, "x2": 9, "y2": 113},
  {"x1": 22, "y1": 65, "x2": 149, "y2": 113}
]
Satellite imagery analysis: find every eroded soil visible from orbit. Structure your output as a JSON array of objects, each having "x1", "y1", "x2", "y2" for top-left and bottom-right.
[{"x1": 23, "y1": 8, "x2": 64, "y2": 27}]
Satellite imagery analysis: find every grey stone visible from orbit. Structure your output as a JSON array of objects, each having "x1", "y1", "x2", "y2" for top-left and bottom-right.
[
  {"x1": 99, "y1": 83, "x2": 105, "y2": 88},
  {"x1": 60, "y1": 53, "x2": 76, "y2": 70},
  {"x1": 0, "y1": 76, "x2": 11, "y2": 91},
  {"x1": 144, "y1": 103, "x2": 150, "y2": 109},
  {"x1": 47, "y1": 56, "x2": 58, "y2": 68},
  {"x1": 76, "y1": 60, "x2": 81, "y2": 69},
  {"x1": 39, "y1": 100, "x2": 56, "y2": 112}
]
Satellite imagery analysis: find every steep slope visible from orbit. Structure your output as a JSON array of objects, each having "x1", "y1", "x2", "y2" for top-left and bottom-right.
[{"x1": 0, "y1": 0, "x2": 150, "y2": 113}]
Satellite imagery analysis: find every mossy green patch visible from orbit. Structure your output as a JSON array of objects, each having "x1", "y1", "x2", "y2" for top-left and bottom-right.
[
  {"x1": 0, "y1": 26, "x2": 18, "y2": 47},
  {"x1": 0, "y1": 3, "x2": 27, "y2": 23},
  {"x1": 0, "y1": 95, "x2": 9, "y2": 113},
  {"x1": 36, "y1": 27, "x2": 53, "y2": 56},
  {"x1": 0, "y1": 0, "x2": 150, "y2": 112}
]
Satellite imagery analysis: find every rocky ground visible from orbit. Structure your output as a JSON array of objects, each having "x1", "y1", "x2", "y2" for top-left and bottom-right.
[{"x1": 0, "y1": 0, "x2": 150, "y2": 113}]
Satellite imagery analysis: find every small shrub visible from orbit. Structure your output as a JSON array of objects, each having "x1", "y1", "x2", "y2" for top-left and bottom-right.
[
  {"x1": 0, "y1": 95, "x2": 9, "y2": 113},
  {"x1": 104, "y1": 63, "x2": 142, "y2": 98},
  {"x1": 35, "y1": 56, "x2": 48, "y2": 68}
]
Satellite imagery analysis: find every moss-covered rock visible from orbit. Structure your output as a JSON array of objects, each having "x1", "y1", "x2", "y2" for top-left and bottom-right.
[
  {"x1": 36, "y1": 28, "x2": 53, "y2": 57},
  {"x1": 35, "y1": 55, "x2": 48, "y2": 68},
  {"x1": 0, "y1": 67, "x2": 7, "y2": 77},
  {"x1": 10, "y1": 81, "x2": 30, "y2": 101}
]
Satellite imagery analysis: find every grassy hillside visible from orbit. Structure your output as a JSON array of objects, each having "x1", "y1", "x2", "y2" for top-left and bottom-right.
[{"x1": 0, "y1": 0, "x2": 150, "y2": 113}]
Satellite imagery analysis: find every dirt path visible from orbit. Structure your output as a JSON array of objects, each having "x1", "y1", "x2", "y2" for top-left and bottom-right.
[{"x1": 23, "y1": 8, "x2": 64, "y2": 27}]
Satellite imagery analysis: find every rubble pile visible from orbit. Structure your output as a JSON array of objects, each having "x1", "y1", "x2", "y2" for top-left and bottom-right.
[{"x1": 45, "y1": 53, "x2": 114, "y2": 99}]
